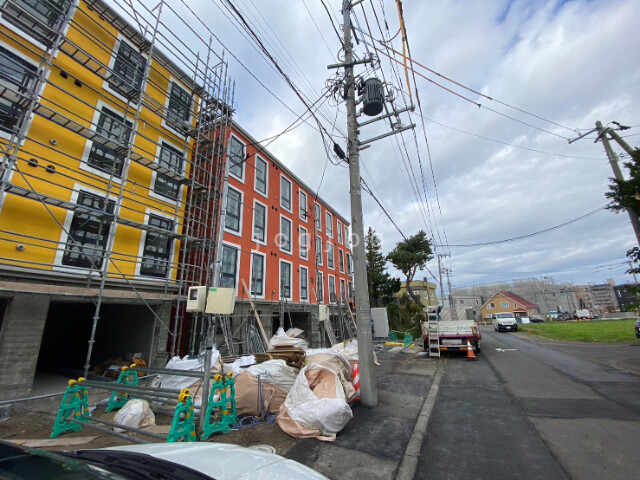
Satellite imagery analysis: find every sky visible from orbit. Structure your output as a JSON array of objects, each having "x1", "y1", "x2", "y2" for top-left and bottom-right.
[{"x1": 119, "y1": 0, "x2": 640, "y2": 291}]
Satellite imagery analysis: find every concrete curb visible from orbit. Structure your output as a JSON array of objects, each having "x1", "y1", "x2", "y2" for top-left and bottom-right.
[{"x1": 394, "y1": 359, "x2": 443, "y2": 480}]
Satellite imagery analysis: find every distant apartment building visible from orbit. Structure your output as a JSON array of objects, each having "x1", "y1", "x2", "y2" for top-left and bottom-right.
[
  {"x1": 587, "y1": 282, "x2": 619, "y2": 314},
  {"x1": 397, "y1": 279, "x2": 437, "y2": 311},
  {"x1": 0, "y1": 0, "x2": 232, "y2": 400}
]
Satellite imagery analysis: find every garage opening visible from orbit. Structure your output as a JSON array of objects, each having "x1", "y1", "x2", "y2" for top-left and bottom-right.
[{"x1": 37, "y1": 301, "x2": 156, "y2": 379}]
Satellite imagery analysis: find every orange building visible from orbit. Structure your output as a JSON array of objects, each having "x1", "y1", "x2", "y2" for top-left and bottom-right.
[{"x1": 204, "y1": 122, "x2": 353, "y2": 345}]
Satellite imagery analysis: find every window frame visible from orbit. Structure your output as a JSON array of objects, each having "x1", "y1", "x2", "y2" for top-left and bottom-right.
[
  {"x1": 344, "y1": 225, "x2": 349, "y2": 245},
  {"x1": 327, "y1": 242, "x2": 334, "y2": 270},
  {"x1": 227, "y1": 134, "x2": 246, "y2": 183},
  {"x1": 328, "y1": 275, "x2": 336, "y2": 304},
  {"x1": 299, "y1": 189, "x2": 308, "y2": 222},
  {"x1": 317, "y1": 272, "x2": 324, "y2": 303},
  {"x1": 279, "y1": 259, "x2": 292, "y2": 301},
  {"x1": 138, "y1": 210, "x2": 175, "y2": 279},
  {"x1": 315, "y1": 236, "x2": 323, "y2": 266},
  {"x1": 0, "y1": 0, "x2": 73, "y2": 49},
  {"x1": 340, "y1": 278, "x2": 346, "y2": 303},
  {"x1": 254, "y1": 155, "x2": 268, "y2": 197},
  {"x1": 80, "y1": 103, "x2": 133, "y2": 180},
  {"x1": 337, "y1": 220, "x2": 343, "y2": 244},
  {"x1": 249, "y1": 250, "x2": 266, "y2": 299},
  {"x1": 279, "y1": 215, "x2": 292, "y2": 254},
  {"x1": 149, "y1": 137, "x2": 186, "y2": 203},
  {"x1": 104, "y1": 36, "x2": 146, "y2": 104},
  {"x1": 223, "y1": 186, "x2": 243, "y2": 236},
  {"x1": 314, "y1": 203, "x2": 322, "y2": 231},
  {"x1": 280, "y1": 174, "x2": 292, "y2": 213},
  {"x1": 338, "y1": 249, "x2": 344, "y2": 273},
  {"x1": 0, "y1": 44, "x2": 38, "y2": 140},
  {"x1": 252, "y1": 199, "x2": 267, "y2": 245},
  {"x1": 501, "y1": 302, "x2": 510, "y2": 308},
  {"x1": 300, "y1": 265, "x2": 309, "y2": 301},
  {"x1": 325, "y1": 211, "x2": 333, "y2": 238},
  {"x1": 161, "y1": 77, "x2": 193, "y2": 137},
  {"x1": 299, "y1": 226, "x2": 308, "y2": 260},
  {"x1": 220, "y1": 242, "x2": 241, "y2": 291}
]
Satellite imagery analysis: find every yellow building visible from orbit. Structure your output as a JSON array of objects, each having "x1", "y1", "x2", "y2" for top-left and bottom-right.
[
  {"x1": 0, "y1": 0, "x2": 233, "y2": 400},
  {"x1": 396, "y1": 279, "x2": 438, "y2": 311}
]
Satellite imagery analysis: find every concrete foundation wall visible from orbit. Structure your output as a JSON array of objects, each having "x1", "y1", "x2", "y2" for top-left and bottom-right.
[{"x1": 0, "y1": 293, "x2": 51, "y2": 400}]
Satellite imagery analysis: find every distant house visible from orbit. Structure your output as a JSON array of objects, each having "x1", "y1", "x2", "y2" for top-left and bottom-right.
[
  {"x1": 396, "y1": 279, "x2": 438, "y2": 311},
  {"x1": 480, "y1": 291, "x2": 539, "y2": 321}
]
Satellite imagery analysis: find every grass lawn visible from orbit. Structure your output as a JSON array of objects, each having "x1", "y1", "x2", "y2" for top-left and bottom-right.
[{"x1": 519, "y1": 319, "x2": 639, "y2": 343}]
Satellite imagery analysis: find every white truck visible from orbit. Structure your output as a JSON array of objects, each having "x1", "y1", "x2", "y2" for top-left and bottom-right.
[
  {"x1": 422, "y1": 306, "x2": 482, "y2": 355},
  {"x1": 574, "y1": 309, "x2": 593, "y2": 320},
  {"x1": 491, "y1": 312, "x2": 518, "y2": 332}
]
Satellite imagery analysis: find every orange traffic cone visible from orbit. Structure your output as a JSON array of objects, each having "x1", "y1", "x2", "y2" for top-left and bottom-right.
[
  {"x1": 466, "y1": 340, "x2": 477, "y2": 361},
  {"x1": 352, "y1": 361, "x2": 361, "y2": 402}
]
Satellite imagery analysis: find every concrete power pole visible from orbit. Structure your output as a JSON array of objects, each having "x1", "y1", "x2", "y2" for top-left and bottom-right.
[
  {"x1": 595, "y1": 121, "x2": 640, "y2": 246},
  {"x1": 342, "y1": 0, "x2": 377, "y2": 407}
]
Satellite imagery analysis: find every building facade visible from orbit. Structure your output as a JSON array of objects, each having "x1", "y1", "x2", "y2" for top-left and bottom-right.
[
  {"x1": 480, "y1": 291, "x2": 539, "y2": 321},
  {"x1": 201, "y1": 123, "x2": 354, "y2": 347},
  {"x1": 397, "y1": 279, "x2": 437, "y2": 311},
  {"x1": 0, "y1": 0, "x2": 232, "y2": 400}
]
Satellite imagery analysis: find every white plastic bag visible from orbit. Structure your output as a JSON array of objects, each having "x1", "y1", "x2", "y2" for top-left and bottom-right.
[
  {"x1": 223, "y1": 355, "x2": 256, "y2": 376},
  {"x1": 269, "y1": 328, "x2": 308, "y2": 351},
  {"x1": 247, "y1": 359, "x2": 299, "y2": 393},
  {"x1": 283, "y1": 363, "x2": 353, "y2": 436},
  {"x1": 157, "y1": 352, "x2": 220, "y2": 390},
  {"x1": 113, "y1": 399, "x2": 155, "y2": 433}
]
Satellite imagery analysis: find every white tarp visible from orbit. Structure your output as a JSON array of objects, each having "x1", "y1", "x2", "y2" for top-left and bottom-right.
[
  {"x1": 247, "y1": 359, "x2": 299, "y2": 393},
  {"x1": 268, "y1": 327, "x2": 308, "y2": 351},
  {"x1": 156, "y1": 352, "x2": 220, "y2": 390}
]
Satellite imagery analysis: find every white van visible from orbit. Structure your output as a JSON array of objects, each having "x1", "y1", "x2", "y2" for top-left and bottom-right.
[{"x1": 492, "y1": 313, "x2": 518, "y2": 332}]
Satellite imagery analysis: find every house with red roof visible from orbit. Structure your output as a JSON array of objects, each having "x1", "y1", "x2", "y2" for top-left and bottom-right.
[{"x1": 480, "y1": 291, "x2": 540, "y2": 322}]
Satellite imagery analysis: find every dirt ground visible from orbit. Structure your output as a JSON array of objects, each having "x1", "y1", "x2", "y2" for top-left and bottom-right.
[{"x1": 0, "y1": 404, "x2": 299, "y2": 455}]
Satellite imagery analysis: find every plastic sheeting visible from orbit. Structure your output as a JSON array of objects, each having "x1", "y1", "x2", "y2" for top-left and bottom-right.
[
  {"x1": 247, "y1": 359, "x2": 299, "y2": 393},
  {"x1": 156, "y1": 352, "x2": 221, "y2": 390},
  {"x1": 269, "y1": 327, "x2": 308, "y2": 351}
]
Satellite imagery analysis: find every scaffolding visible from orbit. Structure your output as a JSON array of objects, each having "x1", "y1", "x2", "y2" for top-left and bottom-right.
[{"x1": 0, "y1": 0, "x2": 234, "y2": 378}]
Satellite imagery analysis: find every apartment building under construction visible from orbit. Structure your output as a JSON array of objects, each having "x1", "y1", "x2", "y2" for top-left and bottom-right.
[{"x1": 0, "y1": 0, "x2": 234, "y2": 401}]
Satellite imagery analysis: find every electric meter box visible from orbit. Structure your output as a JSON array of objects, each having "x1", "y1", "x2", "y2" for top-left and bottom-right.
[
  {"x1": 318, "y1": 304, "x2": 330, "y2": 322},
  {"x1": 186, "y1": 286, "x2": 207, "y2": 312},
  {"x1": 205, "y1": 287, "x2": 236, "y2": 315}
]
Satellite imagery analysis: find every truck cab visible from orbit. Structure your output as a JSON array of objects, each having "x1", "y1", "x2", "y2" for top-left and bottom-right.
[{"x1": 492, "y1": 313, "x2": 518, "y2": 332}]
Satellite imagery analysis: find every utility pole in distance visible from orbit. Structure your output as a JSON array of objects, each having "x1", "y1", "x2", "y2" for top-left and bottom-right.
[{"x1": 342, "y1": 0, "x2": 377, "y2": 407}]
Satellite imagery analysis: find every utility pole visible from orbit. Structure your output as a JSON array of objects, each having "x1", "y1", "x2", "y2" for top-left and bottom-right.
[
  {"x1": 342, "y1": 0, "x2": 377, "y2": 407},
  {"x1": 437, "y1": 253, "x2": 448, "y2": 309},
  {"x1": 595, "y1": 121, "x2": 640, "y2": 246}
]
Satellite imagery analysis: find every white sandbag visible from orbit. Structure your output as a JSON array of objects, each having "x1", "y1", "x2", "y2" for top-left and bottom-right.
[
  {"x1": 157, "y1": 352, "x2": 220, "y2": 390},
  {"x1": 113, "y1": 399, "x2": 155, "y2": 433},
  {"x1": 329, "y1": 339, "x2": 378, "y2": 364},
  {"x1": 282, "y1": 363, "x2": 352, "y2": 436},
  {"x1": 223, "y1": 355, "x2": 256, "y2": 376},
  {"x1": 247, "y1": 359, "x2": 299, "y2": 393}
]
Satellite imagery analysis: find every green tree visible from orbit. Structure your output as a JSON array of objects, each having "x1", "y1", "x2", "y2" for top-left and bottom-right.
[
  {"x1": 605, "y1": 147, "x2": 640, "y2": 307},
  {"x1": 365, "y1": 227, "x2": 401, "y2": 306},
  {"x1": 386, "y1": 230, "x2": 433, "y2": 306}
]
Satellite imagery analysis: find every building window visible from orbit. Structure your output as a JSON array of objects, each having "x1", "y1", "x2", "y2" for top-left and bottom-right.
[
  {"x1": 489, "y1": 303, "x2": 495, "y2": 309},
  {"x1": 328, "y1": 275, "x2": 336, "y2": 304},
  {"x1": 1, "y1": 0, "x2": 73, "y2": 47},
  {"x1": 317, "y1": 272, "x2": 324, "y2": 303},
  {"x1": 224, "y1": 187, "x2": 242, "y2": 234},
  {"x1": 327, "y1": 242, "x2": 334, "y2": 269},
  {"x1": 255, "y1": 156, "x2": 268, "y2": 195},
  {"x1": 252, "y1": 202, "x2": 266, "y2": 243},
  {"x1": 325, "y1": 212, "x2": 333, "y2": 237},
  {"x1": 299, "y1": 190, "x2": 307, "y2": 221},
  {"x1": 153, "y1": 142, "x2": 184, "y2": 200},
  {"x1": 221, "y1": 244, "x2": 238, "y2": 288},
  {"x1": 299, "y1": 226, "x2": 308, "y2": 259},
  {"x1": 315, "y1": 236, "x2": 322, "y2": 266},
  {"x1": 346, "y1": 253, "x2": 352, "y2": 275},
  {"x1": 250, "y1": 253, "x2": 264, "y2": 296},
  {"x1": 87, "y1": 107, "x2": 132, "y2": 177},
  {"x1": 281, "y1": 176, "x2": 292, "y2": 212},
  {"x1": 340, "y1": 278, "x2": 346, "y2": 302},
  {"x1": 337, "y1": 220, "x2": 343, "y2": 244},
  {"x1": 280, "y1": 261, "x2": 291, "y2": 299},
  {"x1": 228, "y1": 136, "x2": 245, "y2": 180},
  {"x1": 109, "y1": 40, "x2": 145, "y2": 100},
  {"x1": 0, "y1": 46, "x2": 37, "y2": 135},
  {"x1": 338, "y1": 249, "x2": 344, "y2": 273},
  {"x1": 348, "y1": 281, "x2": 354, "y2": 300},
  {"x1": 140, "y1": 215, "x2": 174, "y2": 278},
  {"x1": 62, "y1": 192, "x2": 115, "y2": 269},
  {"x1": 501, "y1": 302, "x2": 510, "y2": 308},
  {"x1": 300, "y1": 266, "x2": 308, "y2": 301},
  {"x1": 314, "y1": 204, "x2": 321, "y2": 231},
  {"x1": 344, "y1": 226, "x2": 349, "y2": 245},
  {"x1": 280, "y1": 216, "x2": 292, "y2": 253},
  {"x1": 166, "y1": 82, "x2": 191, "y2": 127}
]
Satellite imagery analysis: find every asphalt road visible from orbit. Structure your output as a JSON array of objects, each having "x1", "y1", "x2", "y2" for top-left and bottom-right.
[{"x1": 415, "y1": 328, "x2": 640, "y2": 480}]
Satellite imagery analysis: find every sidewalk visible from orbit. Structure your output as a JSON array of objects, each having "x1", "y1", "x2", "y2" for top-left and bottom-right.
[{"x1": 284, "y1": 346, "x2": 439, "y2": 480}]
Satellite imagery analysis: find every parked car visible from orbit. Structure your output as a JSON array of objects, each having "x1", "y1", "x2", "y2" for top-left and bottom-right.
[
  {"x1": 492, "y1": 313, "x2": 518, "y2": 332},
  {"x1": 635, "y1": 318, "x2": 640, "y2": 339},
  {"x1": 0, "y1": 441, "x2": 329, "y2": 480},
  {"x1": 529, "y1": 316, "x2": 545, "y2": 323}
]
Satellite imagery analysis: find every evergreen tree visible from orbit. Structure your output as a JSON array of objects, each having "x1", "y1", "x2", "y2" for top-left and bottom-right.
[
  {"x1": 387, "y1": 230, "x2": 433, "y2": 306},
  {"x1": 365, "y1": 227, "x2": 400, "y2": 306}
]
